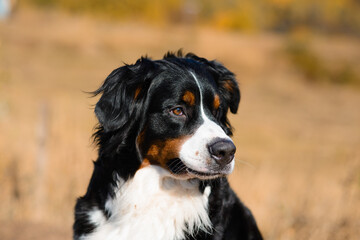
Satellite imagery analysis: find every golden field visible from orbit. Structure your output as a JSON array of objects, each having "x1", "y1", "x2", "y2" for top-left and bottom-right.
[{"x1": 0, "y1": 7, "x2": 360, "y2": 240}]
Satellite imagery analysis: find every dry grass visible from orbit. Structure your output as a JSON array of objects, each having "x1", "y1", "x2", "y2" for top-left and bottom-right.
[{"x1": 0, "y1": 7, "x2": 359, "y2": 240}]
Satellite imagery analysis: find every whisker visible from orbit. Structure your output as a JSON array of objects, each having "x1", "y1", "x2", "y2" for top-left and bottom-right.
[
  {"x1": 168, "y1": 159, "x2": 182, "y2": 168},
  {"x1": 235, "y1": 158, "x2": 255, "y2": 169},
  {"x1": 167, "y1": 159, "x2": 188, "y2": 174},
  {"x1": 173, "y1": 163, "x2": 187, "y2": 173}
]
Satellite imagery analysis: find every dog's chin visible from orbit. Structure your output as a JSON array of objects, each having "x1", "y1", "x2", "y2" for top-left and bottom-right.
[{"x1": 166, "y1": 158, "x2": 233, "y2": 180}]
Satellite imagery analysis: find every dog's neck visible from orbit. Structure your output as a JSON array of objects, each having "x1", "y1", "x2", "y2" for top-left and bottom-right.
[{"x1": 83, "y1": 165, "x2": 212, "y2": 240}]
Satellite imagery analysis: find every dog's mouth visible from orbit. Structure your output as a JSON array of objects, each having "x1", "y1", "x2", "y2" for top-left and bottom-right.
[{"x1": 167, "y1": 158, "x2": 223, "y2": 178}]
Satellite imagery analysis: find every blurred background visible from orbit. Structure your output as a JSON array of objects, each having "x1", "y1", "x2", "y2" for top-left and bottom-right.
[{"x1": 0, "y1": 0, "x2": 359, "y2": 239}]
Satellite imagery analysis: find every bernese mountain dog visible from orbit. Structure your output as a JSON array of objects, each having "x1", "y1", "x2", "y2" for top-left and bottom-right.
[{"x1": 73, "y1": 51, "x2": 263, "y2": 240}]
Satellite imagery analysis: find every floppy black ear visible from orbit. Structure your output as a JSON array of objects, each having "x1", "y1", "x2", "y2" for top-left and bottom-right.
[
  {"x1": 185, "y1": 53, "x2": 241, "y2": 114},
  {"x1": 93, "y1": 58, "x2": 156, "y2": 132},
  {"x1": 209, "y1": 60, "x2": 240, "y2": 114}
]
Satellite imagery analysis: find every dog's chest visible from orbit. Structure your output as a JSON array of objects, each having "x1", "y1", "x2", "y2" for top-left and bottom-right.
[{"x1": 84, "y1": 166, "x2": 212, "y2": 240}]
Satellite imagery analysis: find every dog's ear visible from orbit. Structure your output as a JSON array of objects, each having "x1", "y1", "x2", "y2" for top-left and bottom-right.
[
  {"x1": 93, "y1": 58, "x2": 156, "y2": 132},
  {"x1": 208, "y1": 60, "x2": 240, "y2": 114},
  {"x1": 185, "y1": 53, "x2": 240, "y2": 114}
]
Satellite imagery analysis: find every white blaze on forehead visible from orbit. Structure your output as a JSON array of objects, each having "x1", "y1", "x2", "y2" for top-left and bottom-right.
[
  {"x1": 179, "y1": 72, "x2": 233, "y2": 173},
  {"x1": 189, "y1": 72, "x2": 217, "y2": 123}
]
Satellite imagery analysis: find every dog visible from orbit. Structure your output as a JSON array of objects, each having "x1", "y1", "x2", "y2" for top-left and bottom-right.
[{"x1": 73, "y1": 51, "x2": 263, "y2": 240}]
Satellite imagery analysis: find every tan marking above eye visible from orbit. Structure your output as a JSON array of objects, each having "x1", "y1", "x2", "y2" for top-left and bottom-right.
[
  {"x1": 182, "y1": 91, "x2": 195, "y2": 106},
  {"x1": 213, "y1": 94, "x2": 220, "y2": 110}
]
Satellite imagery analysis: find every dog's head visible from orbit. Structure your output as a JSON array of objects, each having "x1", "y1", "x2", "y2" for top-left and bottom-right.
[{"x1": 94, "y1": 52, "x2": 240, "y2": 180}]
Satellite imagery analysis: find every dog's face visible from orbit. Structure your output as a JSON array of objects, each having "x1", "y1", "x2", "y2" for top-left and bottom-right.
[{"x1": 94, "y1": 53, "x2": 240, "y2": 180}]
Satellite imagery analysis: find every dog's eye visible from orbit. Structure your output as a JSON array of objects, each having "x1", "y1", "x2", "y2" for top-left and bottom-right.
[{"x1": 171, "y1": 107, "x2": 185, "y2": 116}]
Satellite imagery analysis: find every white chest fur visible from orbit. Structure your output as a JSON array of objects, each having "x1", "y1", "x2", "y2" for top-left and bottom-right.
[{"x1": 82, "y1": 166, "x2": 212, "y2": 240}]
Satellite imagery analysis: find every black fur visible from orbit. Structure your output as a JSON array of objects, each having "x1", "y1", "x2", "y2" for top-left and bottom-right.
[{"x1": 74, "y1": 51, "x2": 262, "y2": 240}]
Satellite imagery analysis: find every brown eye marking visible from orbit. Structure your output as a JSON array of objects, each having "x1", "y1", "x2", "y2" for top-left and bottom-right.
[
  {"x1": 213, "y1": 94, "x2": 220, "y2": 110},
  {"x1": 134, "y1": 87, "x2": 142, "y2": 99},
  {"x1": 182, "y1": 90, "x2": 195, "y2": 106}
]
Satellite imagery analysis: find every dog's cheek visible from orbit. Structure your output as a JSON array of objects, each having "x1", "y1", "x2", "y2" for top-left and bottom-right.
[{"x1": 141, "y1": 137, "x2": 189, "y2": 169}]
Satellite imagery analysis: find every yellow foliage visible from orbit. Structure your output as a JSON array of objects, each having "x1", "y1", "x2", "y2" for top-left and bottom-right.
[
  {"x1": 214, "y1": 10, "x2": 255, "y2": 31},
  {"x1": 25, "y1": 0, "x2": 360, "y2": 34},
  {"x1": 268, "y1": 0, "x2": 293, "y2": 8}
]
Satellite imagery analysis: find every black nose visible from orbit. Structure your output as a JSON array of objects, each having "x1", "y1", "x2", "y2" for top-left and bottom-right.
[{"x1": 208, "y1": 139, "x2": 236, "y2": 167}]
